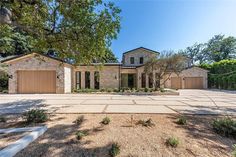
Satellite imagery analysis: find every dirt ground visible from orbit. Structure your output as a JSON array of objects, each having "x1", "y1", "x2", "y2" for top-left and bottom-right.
[{"x1": 1, "y1": 114, "x2": 235, "y2": 157}]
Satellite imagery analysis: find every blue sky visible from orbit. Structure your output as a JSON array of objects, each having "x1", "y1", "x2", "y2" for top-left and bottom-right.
[{"x1": 110, "y1": 0, "x2": 236, "y2": 61}]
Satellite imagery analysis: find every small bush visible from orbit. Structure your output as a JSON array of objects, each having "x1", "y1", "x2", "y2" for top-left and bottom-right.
[
  {"x1": 100, "y1": 88, "x2": 106, "y2": 92},
  {"x1": 76, "y1": 130, "x2": 88, "y2": 140},
  {"x1": 233, "y1": 144, "x2": 236, "y2": 157},
  {"x1": 113, "y1": 88, "x2": 119, "y2": 92},
  {"x1": 166, "y1": 137, "x2": 179, "y2": 147},
  {"x1": 101, "y1": 117, "x2": 111, "y2": 125},
  {"x1": 137, "y1": 118, "x2": 155, "y2": 127},
  {"x1": 75, "y1": 115, "x2": 84, "y2": 125},
  {"x1": 160, "y1": 88, "x2": 165, "y2": 93},
  {"x1": 176, "y1": 116, "x2": 187, "y2": 125},
  {"x1": 106, "y1": 88, "x2": 113, "y2": 93},
  {"x1": 23, "y1": 109, "x2": 48, "y2": 123},
  {"x1": 109, "y1": 142, "x2": 120, "y2": 157},
  {"x1": 212, "y1": 117, "x2": 236, "y2": 138},
  {"x1": 144, "y1": 87, "x2": 149, "y2": 92},
  {"x1": 0, "y1": 116, "x2": 6, "y2": 123}
]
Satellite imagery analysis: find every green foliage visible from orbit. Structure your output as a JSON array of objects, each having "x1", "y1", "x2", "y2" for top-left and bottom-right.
[
  {"x1": 76, "y1": 130, "x2": 88, "y2": 140},
  {"x1": 166, "y1": 137, "x2": 179, "y2": 147},
  {"x1": 200, "y1": 60, "x2": 236, "y2": 89},
  {"x1": 23, "y1": 109, "x2": 48, "y2": 123},
  {"x1": 75, "y1": 115, "x2": 84, "y2": 125},
  {"x1": 0, "y1": 0, "x2": 121, "y2": 63},
  {"x1": 212, "y1": 117, "x2": 236, "y2": 138},
  {"x1": 109, "y1": 142, "x2": 120, "y2": 157},
  {"x1": 176, "y1": 116, "x2": 187, "y2": 125},
  {"x1": 232, "y1": 144, "x2": 236, "y2": 157},
  {"x1": 101, "y1": 117, "x2": 111, "y2": 125},
  {"x1": 113, "y1": 88, "x2": 119, "y2": 92},
  {"x1": 0, "y1": 116, "x2": 6, "y2": 123},
  {"x1": 0, "y1": 70, "x2": 8, "y2": 92},
  {"x1": 137, "y1": 118, "x2": 155, "y2": 127},
  {"x1": 181, "y1": 35, "x2": 236, "y2": 64}
]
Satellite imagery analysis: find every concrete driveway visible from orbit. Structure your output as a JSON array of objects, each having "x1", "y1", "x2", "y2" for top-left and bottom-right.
[{"x1": 0, "y1": 90, "x2": 236, "y2": 115}]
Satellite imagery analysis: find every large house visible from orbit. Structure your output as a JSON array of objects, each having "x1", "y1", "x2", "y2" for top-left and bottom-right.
[{"x1": 2, "y1": 47, "x2": 208, "y2": 94}]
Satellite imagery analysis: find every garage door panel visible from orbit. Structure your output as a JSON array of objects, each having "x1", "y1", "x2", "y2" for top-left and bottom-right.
[
  {"x1": 171, "y1": 77, "x2": 182, "y2": 89},
  {"x1": 184, "y1": 77, "x2": 203, "y2": 89},
  {"x1": 18, "y1": 71, "x2": 56, "y2": 94}
]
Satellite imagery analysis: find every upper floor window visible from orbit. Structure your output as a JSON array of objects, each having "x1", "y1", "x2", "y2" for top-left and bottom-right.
[
  {"x1": 139, "y1": 57, "x2": 144, "y2": 64},
  {"x1": 130, "y1": 57, "x2": 134, "y2": 64}
]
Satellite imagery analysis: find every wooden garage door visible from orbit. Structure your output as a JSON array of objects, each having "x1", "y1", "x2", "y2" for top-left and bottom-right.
[
  {"x1": 18, "y1": 71, "x2": 56, "y2": 94},
  {"x1": 184, "y1": 77, "x2": 203, "y2": 89},
  {"x1": 171, "y1": 77, "x2": 182, "y2": 89}
]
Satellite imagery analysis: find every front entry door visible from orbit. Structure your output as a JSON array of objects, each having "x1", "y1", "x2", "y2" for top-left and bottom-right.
[{"x1": 128, "y1": 74, "x2": 134, "y2": 88}]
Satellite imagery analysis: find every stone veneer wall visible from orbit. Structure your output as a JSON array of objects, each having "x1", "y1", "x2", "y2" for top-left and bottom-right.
[
  {"x1": 73, "y1": 65, "x2": 120, "y2": 90},
  {"x1": 7, "y1": 54, "x2": 65, "y2": 93},
  {"x1": 123, "y1": 49, "x2": 157, "y2": 67},
  {"x1": 164, "y1": 67, "x2": 208, "y2": 89}
]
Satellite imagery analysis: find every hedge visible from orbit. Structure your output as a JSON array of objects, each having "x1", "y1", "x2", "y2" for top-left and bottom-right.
[{"x1": 200, "y1": 60, "x2": 236, "y2": 90}]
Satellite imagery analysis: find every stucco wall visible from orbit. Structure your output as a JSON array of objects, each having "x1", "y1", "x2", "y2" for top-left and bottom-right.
[
  {"x1": 73, "y1": 65, "x2": 120, "y2": 89},
  {"x1": 7, "y1": 54, "x2": 65, "y2": 93},
  {"x1": 123, "y1": 49, "x2": 158, "y2": 67},
  {"x1": 164, "y1": 67, "x2": 208, "y2": 89},
  {"x1": 64, "y1": 66, "x2": 72, "y2": 93}
]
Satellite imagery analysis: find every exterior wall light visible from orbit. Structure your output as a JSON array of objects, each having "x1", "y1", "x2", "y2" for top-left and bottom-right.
[{"x1": 8, "y1": 75, "x2": 13, "y2": 79}]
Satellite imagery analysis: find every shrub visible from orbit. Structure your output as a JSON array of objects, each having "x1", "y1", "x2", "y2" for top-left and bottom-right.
[
  {"x1": 101, "y1": 117, "x2": 111, "y2": 125},
  {"x1": 76, "y1": 130, "x2": 88, "y2": 140},
  {"x1": 106, "y1": 88, "x2": 113, "y2": 93},
  {"x1": 75, "y1": 115, "x2": 84, "y2": 125},
  {"x1": 137, "y1": 118, "x2": 155, "y2": 127},
  {"x1": 23, "y1": 109, "x2": 48, "y2": 123},
  {"x1": 176, "y1": 116, "x2": 187, "y2": 125},
  {"x1": 233, "y1": 144, "x2": 236, "y2": 157},
  {"x1": 160, "y1": 88, "x2": 165, "y2": 93},
  {"x1": 144, "y1": 87, "x2": 149, "y2": 92},
  {"x1": 113, "y1": 88, "x2": 119, "y2": 92},
  {"x1": 109, "y1": 142, "x2": 120, "y2": 157},
  {"x1": 212, "y1": 117, "x2": 236, "y2": 138},
  {"x1": 166, "y1": 137, "x2": 179, "y2": 147},
  {"x1": 0, "y1": 116, "x2": 6, "y2": 123},
  {"x1": 0, "y1": 72, "x2": 8, "y2": 92},
  {"x1": 100, "y1": 88, "x2": 106, "y2": 92}
]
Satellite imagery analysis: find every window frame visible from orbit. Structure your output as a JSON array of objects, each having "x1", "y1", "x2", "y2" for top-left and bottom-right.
[{"x1": 130, "y1": 57, "x2": 135, "y2": 64}]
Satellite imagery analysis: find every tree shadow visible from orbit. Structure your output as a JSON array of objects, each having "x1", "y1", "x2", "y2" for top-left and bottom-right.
[
  {"x1": 0, "y1": 99, "x2": 45, "y2": 115},
  {"x1": 167, "y1": 114, "x2": 236, "y2": 156},
  {"x1": 14, "y1": 122, "x2": 112, "y2": 157}
]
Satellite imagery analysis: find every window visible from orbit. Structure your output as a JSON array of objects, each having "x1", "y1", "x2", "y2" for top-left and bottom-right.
[
  {"x1": 148, "y1": 73, "x2": 153, "y2": 88},
  {"x1": 94, "y1": 71, "x2": 100, "y2": 89},
  {"x1": 76, "y1": 71, "x2": 81, "y2": 89},
  {"x1": 85, "y1": 71, "x2": 90, "y2": 89},
  {"x1": 139, "y1": 57, "x2": 144, "y2": 64},
  {"x1": 141, "y1": 73, "x2": 146, "y2": 88},
  {"x1": 130, "y1": 57, "x2": 134, "y2": 64}
]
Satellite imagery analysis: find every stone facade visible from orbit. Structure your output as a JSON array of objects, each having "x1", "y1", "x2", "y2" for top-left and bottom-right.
[
  {"x1": 73, "y1": 65, "x2": 120, "y2": 90},
  {"x1": 164, "y1": 67, "x2": 208, "y2": 89},
  {"x1": 122, "y1": 48, "x2": 158, "y2": 67},
  {"x1": 6, "y1": 54, "x2": 67, "y2": 94},
  {"x1": 3, "y1": 48, "x2": 208, "y2": 94}
]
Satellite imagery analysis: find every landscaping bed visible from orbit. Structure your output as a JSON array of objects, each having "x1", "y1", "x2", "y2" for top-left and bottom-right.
[
  {"x1": 73, "y1": 88, "x2": 179, "y2": 95},
  {"x1": 1, "y1": 114, "x2": 235, "y2": 157}
]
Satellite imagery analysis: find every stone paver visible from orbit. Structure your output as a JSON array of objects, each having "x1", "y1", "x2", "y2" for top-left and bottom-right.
[{"x1": 0, "y1": 89, "x2": 236, "y2": 114}]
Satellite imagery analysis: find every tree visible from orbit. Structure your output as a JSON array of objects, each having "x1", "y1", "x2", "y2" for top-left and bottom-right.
[
  {"x1": 179, "y1": 43, "x2": 207, "y2": 65},
  {"x1": 206, "y1": 35, "x2": 236, "y2": 62},
  {"x1": 0, "y1": 25, "x2": 34, "y2": 57},
  {"x1": 144, "y1": 51, "x2": 187, "y2": 90},
  {"x1": 0, "y1": 0, "x2": 121, "y2": 64}
]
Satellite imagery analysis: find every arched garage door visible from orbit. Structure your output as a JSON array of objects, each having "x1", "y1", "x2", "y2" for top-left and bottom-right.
[
  {"x1": 184, "y1": 77, "x2": 203, "y2": 89},
  {"x1": 17, "y1": 70, "x2": 56, "y2": 94}
]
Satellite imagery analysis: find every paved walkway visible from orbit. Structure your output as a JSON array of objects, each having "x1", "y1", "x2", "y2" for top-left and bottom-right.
[{"x1": 0, "y1": 90, "x2": 236, "y2": 115}]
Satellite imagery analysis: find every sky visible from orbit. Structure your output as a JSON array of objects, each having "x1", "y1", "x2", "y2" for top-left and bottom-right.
[{"x1": 110, "y1": 0, "x2": 236, "y2": 61}]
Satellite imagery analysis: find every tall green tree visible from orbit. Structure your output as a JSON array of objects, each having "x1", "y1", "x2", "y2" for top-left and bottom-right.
[
  {"x1": 0, "y1": 0, "x2": 121, "y2": 64},
  {"x1": 206, "y1": 35, "x2": 236, "y2": 62}
]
